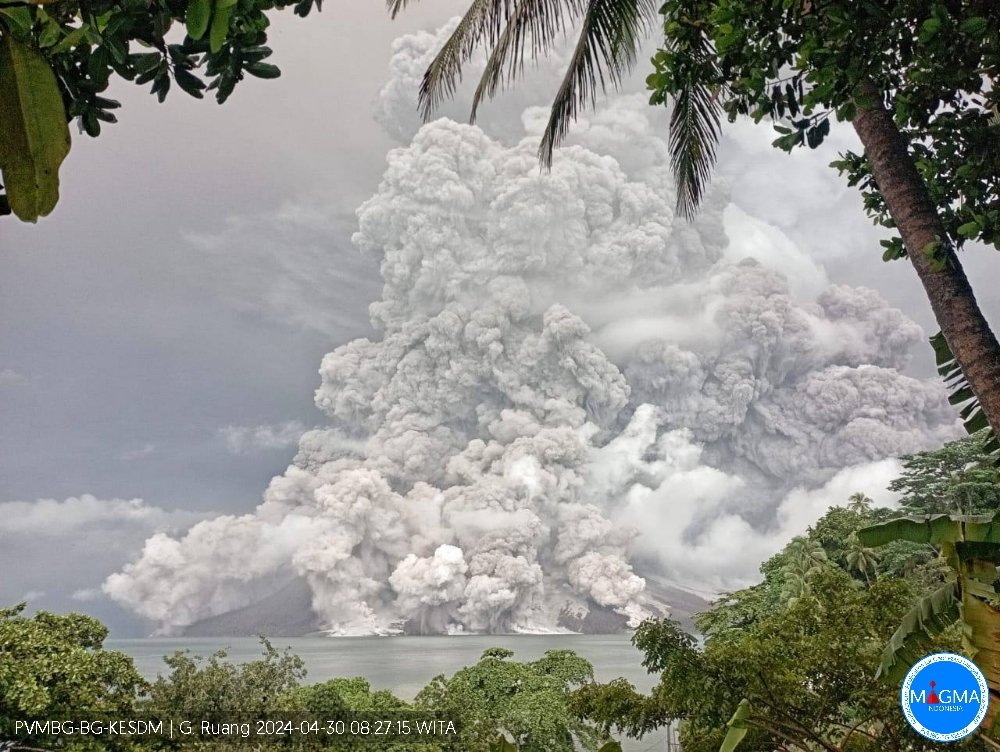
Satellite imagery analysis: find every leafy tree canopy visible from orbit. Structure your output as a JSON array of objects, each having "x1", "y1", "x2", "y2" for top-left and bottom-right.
[
  {"x1": 890, "y1": 430, "x2": 1000, "y2": 515},
  {"x1": 575, "y1": 569, "x2": 958, "y2": 752},
  {"x1": 0, "y1": 0, "x2": 319, "y2": 220},
  {"x1": 697, "y1": 498, "x2": 946, "y2": 638},
  {"x1": 143, "y1": 636, "x2": 305, "y2": 718},
  {"x1": 649, "y1": 0, "x2": 1000, "y2": 241},
  {"x1": 0, "y1": 603, "x2": 147, "y2": 749},
  {"x1": 415, "y1": 647, "x2": 612, "y2": 752}
]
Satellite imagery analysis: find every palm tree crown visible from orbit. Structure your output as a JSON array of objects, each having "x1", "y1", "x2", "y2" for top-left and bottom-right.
[
  {"x1": 846, "y1": 492, "x2": 873, "y2": 515},
  {"x1": 387, "y1": 0, "x2": 721, "y2": 218}
]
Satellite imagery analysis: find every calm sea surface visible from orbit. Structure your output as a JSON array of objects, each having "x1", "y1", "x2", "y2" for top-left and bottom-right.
[{"x1": 108, "y1": 635, "x2": 673, "y2": 751}]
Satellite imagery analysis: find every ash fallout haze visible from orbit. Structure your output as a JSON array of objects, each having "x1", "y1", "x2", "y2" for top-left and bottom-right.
[{"x1": 2, "y1": 0, "x2": 996, "y2": 637}]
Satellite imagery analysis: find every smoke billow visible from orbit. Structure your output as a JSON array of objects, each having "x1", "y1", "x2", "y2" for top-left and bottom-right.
[{"x1": 105, "y1": 23, "x2": 958, "y2": 635}]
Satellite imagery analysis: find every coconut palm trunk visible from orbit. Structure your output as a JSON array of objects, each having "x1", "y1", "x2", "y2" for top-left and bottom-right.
[{"x1": 850, "y1": 82, "x2": 1000, "y2": 437}]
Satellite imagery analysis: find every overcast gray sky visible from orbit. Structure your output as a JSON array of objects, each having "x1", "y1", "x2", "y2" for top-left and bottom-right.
[{"x1": 1, "y1": 0, "x2": 997, "y2": 633}]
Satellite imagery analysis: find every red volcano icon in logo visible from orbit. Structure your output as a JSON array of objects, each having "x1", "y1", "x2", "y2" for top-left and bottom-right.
[{"x1": 928, "y1": 681, "x2": 940, "y2": 704}]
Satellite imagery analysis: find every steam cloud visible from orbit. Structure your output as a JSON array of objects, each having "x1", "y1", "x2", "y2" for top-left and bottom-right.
[{"x1": 105, "y1": 22, "x2": 958, "y2": 635}]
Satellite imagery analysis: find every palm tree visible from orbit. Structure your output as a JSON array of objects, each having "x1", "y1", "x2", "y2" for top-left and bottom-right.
[
  {"x1": 846, "y1": 492, "x2": 873, "y2": 516},
  {"x1": 388, "y1": 0, "x2": 719, "y2": 215},
  {"x1": 392, "y1": 0, "x2": 1000, "y2": 443},
  {"x1": 844, "y1": 535, "x2": 878, "y2": 585},
  {"x1": 777, "y1": 537, "x2": 828, "y2": 607},
  {"x1": 778, "y1": 571, "x2": 812, "y2": 608},
  {"x1": 782, "y1": 536, "x2": 828, "y2": 578}
]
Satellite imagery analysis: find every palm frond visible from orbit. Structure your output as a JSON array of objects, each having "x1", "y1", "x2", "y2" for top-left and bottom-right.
[
  {"x1": 469, "y1": 0, "x2": 576, "y2": 122},
  {"x1": 537, "y1": 0, "x2": 657, "y2": 166},
  {"x1": 930, "y1": 330, "x2": 1000, "y2": 459},
  {"x1": 386, "y1": 0, "x2": 414, "y2": 21},
  {"x1": 666, "y1": 29, "x2": 721, "y2": 220},
  {"x1": 877, "y1": 580, "x2": 960, "y2": 682},
  {"x1": 416, "y1": 0, "x2": 514, "y2": 119}
]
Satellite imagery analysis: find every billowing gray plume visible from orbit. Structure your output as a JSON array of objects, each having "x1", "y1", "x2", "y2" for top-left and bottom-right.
[{"x1": 105, "y1": 23, "x2": 958, "y2": 635}]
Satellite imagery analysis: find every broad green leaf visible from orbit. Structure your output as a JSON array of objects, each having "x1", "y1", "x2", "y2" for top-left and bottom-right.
[
  {"x1": 0, "y1": 6, "x2": 32, "y2": 32},
  {"x1": 185, "y1": 0, "x2": 212, "y2": 40},
  {"x1": 858, "y1": 515, "x2": 960, "y2": 547},
  {"x1": 961, "y1": 594, "x2": 1000, "y2": 691},
  {"x1": 958, "y1": 221, "x2": 982, "y2": 239},
  {"x1": 51, "y1": 27, "x2": 89, "y2": 54},
  {"x1": 597, "y1": 742, "x2": 623, "y2": 752},
  {"x1": 209, "y1": 2, "x2": 234, "y2": 53},
  {"x1": 962, "y1": 513, "x2": 1000, "y2": 544},
  {"x1": 877, "y1": 581, "x2": 959, "y2": 682},
  {"x1": 719, "y1": 698, "x2": 750, "y2": 752},
  {"x1": 38, "y1": 20, "x2": 61, "y2": 48},
  {"x1": 0, "y1": 34, "x2": 71, "y2": 222}
]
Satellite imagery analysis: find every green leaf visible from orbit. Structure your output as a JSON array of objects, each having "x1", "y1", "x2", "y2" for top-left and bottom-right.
[
  {"x1": 957, "y1": 221, "x2": 981, "y2": 239},
  {"x1": 876, "y1": 581, "x2": 959, "y2": 681},
  {"x1": 664, "y1": 28, "x2": 721, "y2": 219},
  {"x1": 928, "y1": 331, "x2": 998, "y2": 461},
  {"x1": 0, "y1": 6, "x2": 32, "y2": 32},
  {"x1": 719, "y1": 698, "x2": 751, "y2": 752},
  {"x1": 130, "y1": 51, "x2": 161, "y2": 74},
  {"x1": 0, "y1": 34, "x2": 71, "y2": 222},
  {"x1": 186, "y1": 0, "x2": 212, "y2": 40},
  {"x1": 597, "y1": 742, "x2": 623, "y2": 752},
  {"x1": 245, "y1": 62, "x2": 280, "y2": 79},
  {"x1": 857, "y1": 515, "x2": 963, "y2": 547},
  {"x1": 51, "y1": 27, "x2": 89, "y2": 54},
  {"x1": 38, "y1": 20, "x2": 61, "y2": 48},
  {"x1": 174, "y1": 67, "x2": 205, "y2": 98},
  {"x1": 209, "y1": 1, "x2": 234, "y2": 53},
  {"x1": 919, "y1": 17, "x2": 941, "y2": 43},
  {"x1": 960, "y1": 17, "x2": 988, "y2": 36}
]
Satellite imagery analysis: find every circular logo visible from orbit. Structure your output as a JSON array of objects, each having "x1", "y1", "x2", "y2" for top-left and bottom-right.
[{"x1": 901, "y1": 653, "x2": 989, "y2": 742}]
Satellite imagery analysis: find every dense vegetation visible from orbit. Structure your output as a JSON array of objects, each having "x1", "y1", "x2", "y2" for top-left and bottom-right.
[
  {"x1": 0, "y1": 613, "x2": 618, "y2": 751},
  {"x1": 574, "y1": 433, "x2": 1000, "y2": 751},
  {"x1": 3, "y1": 433, "x2": 1000, "y2": 751}
]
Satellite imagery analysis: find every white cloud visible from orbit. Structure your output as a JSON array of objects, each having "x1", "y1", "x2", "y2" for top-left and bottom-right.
[
  {"x1": 220, "y1": 421, "x2": 309, "y2": 455},
  {"x1": 0, "y1": 495, "x2": 208, "y2": 617},
  {"x1": 71, "y1": 588, "x2": 102, "y2": 602},
  {"x1": 0, "y1": 368, "x2": 26, "y2": 386},
  {"x1": 0, "y1": 494, "x2": 200, "y2": 537},
  {"x1": 120, "y1": 443, "x2": 156, "y2": 461}
]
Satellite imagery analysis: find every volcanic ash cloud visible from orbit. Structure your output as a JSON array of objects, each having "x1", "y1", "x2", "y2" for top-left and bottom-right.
[{"x1": 105, "y1": 26, "x2": 958, "y2": 635}]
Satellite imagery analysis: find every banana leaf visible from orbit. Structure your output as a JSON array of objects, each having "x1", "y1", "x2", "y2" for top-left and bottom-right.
[
  {"x1": 858, "y1": 516, "x2": 962, "y2": 547},
  {"x1": 719, "y1": 698, "x2": 750, "y2": 752},
  {"x1": 877, "y1": 581, "x2": 960, "y2": 682}
]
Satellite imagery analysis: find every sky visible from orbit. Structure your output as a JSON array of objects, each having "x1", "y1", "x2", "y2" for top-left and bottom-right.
[{"x1": 1, "y1": 0, "x2": 998, "y2": 634}]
